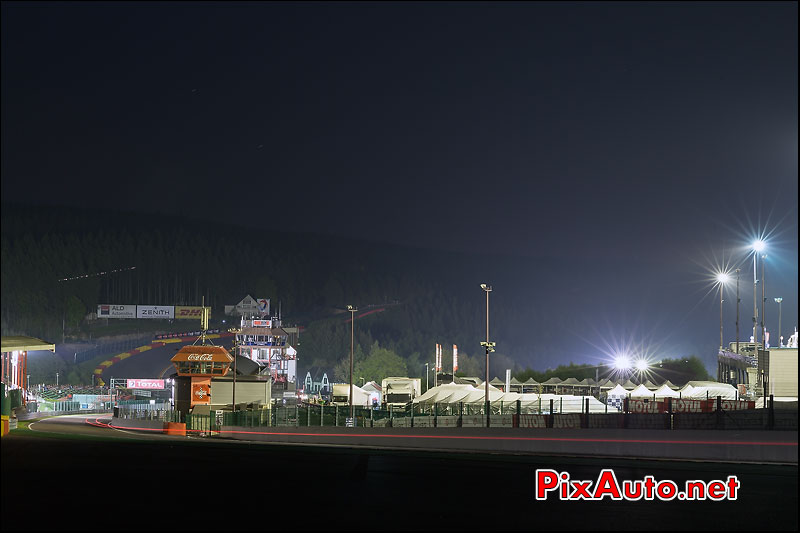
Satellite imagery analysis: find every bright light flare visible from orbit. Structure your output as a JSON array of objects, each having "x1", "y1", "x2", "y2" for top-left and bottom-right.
[
  {"x1": 752, "y1": 239, "x2": 765, "y2": 252},
  {"x1": 716, "y1": 272, "x2": 730, "y2": 284},
  {"x1": 634, "y1": 359, "x2": 649, "y2": 371},
  {"x1": 613, "y1": 355, "x2": 631, "y2": 370}
]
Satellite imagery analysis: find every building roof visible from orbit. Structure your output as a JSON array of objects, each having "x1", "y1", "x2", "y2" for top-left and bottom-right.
[
  {"x1": 238, "y1": 327, "x2": 288, "y2": 336},
  {"x1": 171, "y1": 345, "x2": 234, "y2": 363},
  {"x1": 543, "y1": 377, "x2": 563, "y2": 385},
  {"x1": 233, "y1": 355, "x2": 261, "y2": 376},
  {"x1": 523, "y1": 377, "x2": 540, "y2": 385},
  {"x1": 303, "y1": 366, "x2": 332, "y2": 382},
  {"x1": 1, "y1": 336, "x2": 55, "y2": 353}
]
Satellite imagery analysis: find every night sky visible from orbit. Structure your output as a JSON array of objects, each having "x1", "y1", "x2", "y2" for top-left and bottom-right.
[{"x1": 2, "y1": 2, "x2": 797, "y2": 370}]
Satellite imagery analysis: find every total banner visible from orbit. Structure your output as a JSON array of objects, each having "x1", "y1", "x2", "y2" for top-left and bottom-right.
[
  {"x1": 126, "y1": 379, "x2": 165, "y2": 389},
  {"x1": 97, "y1": 304, "x2": 136, "y2": 318},
  {"x1": 137, "y1": 305, "x2": 174, "y2": 319}
]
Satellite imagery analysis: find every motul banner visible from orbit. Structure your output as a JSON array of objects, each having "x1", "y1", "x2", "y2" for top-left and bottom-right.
[
  {"x1": 628, "y1": 399, "x2": 756, "y2": 413},
  {"x1": 126, "y1": 379, "x2": 165, "y2": 389},
  {"x1": 628, "y1": 400, "x2": 665, "y2": 413},
  {"x1": 137, "y1": 305, "x2": 174, "y2": 319},
  {"x1": 453, "y1": 344, "x2": 458, "y2": 373},
  {"x1": 175, "y1": 306, "x2": 204, "y2": 319}
]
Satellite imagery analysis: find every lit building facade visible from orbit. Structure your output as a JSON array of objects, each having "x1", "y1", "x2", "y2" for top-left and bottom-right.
[{"x1": 235, "y1": 317, "x2": 297, "y2": 390}]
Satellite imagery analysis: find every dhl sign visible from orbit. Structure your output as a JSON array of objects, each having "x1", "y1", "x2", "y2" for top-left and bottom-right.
[{"x1": 175, "y1": 306, "x2": 204, "y2": 319}]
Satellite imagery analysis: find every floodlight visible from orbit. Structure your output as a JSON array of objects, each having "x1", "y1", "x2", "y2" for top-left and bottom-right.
[{"x1": 613, "y1": 355, "x2": 631, "y2": 370}]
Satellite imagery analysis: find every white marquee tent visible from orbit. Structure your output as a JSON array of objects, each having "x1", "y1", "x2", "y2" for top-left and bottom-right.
[
  {"x1": 412, "y1": 384, "x2": 609, "y2": 413},
  {"x1": 630, "y1": 384, "x2": 655, "y2": 398}
]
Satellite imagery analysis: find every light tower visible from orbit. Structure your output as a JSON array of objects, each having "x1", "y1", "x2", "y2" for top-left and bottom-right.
[
  {"x1": 347, "y1": 304, "x2": 358, "y2": 424},
  {"x1": 735, "y1": 268, "x2": 741, "y2": 355},
  {"x1": 716, "y1": 272, "x2": 730, "y2": 350},
  {"x1": 751, "y1": 240, "x2": 765, "y2": 346},
  {"x1": 774, "y1": 297, "x2": 783, "y2": 347},
  {"x1": 480, "y1": 283, "x2": 495, "y2": 426}
]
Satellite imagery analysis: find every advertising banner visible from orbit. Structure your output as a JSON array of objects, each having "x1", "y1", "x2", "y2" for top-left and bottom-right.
[
  {"x1": 190, "y1": 377, "x2": 211, "y2": 406},
  {"x1": 137, "y1": 305, "x2": 174, "y2": 319},
  {"x1": 175, "y1": 306, "x2": 204, "y2": 319},
  {"x1": 453, "y1": 344, "x2": 458, "y2": 373},
  {"x1": 628, "y1": 400, "x2": 665, "y2": 414},
  {"x1": 97, "y1": 304, "x2": 136, "y2": 319},
  {"x1": 126, "y1": 379, "x2": 165, "y2": 389}
]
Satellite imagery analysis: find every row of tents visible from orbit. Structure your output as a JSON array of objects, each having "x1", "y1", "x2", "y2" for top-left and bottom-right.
[
  {"x1": 485, "y1": 376, "x2": 686, "y2": 392},
  {"x1": 412, "y1": 381, "x2": 739, "y2": 413}
]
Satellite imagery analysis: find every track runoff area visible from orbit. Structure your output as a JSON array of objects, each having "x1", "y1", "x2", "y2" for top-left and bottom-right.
[{"x1": 3, "y1": 414, "x2": 795, "y2": 531}]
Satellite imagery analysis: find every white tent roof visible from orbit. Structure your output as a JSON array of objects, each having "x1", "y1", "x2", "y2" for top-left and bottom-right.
[
  {"x1": 606, "y1": 384, "x2": 629, "y2": 397},
  {"x1": 413, "y1": 383, "x2": 476, "y2": 404},
  {"x1": 681, "y1": 382, "x2": 738, "y2": 400},
  {"x1": 653, "y1": 384, "x2": 680, "y2": 398},
  {"x1": 630, "y1": 384, "x2": 654, "y2": 398}
]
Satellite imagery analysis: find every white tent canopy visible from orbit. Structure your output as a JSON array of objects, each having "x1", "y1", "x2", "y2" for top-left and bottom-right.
[
  {"x1": 412, "y1": 384, "x2": 612, "y2": 412},
  {"x1": 653, "y1": 384, "x2": 680, "y2": 398},
  {"x1": 606, "y1": 384, "x2": 629, "y2": 397},
  {"x1": 414, "y1": 383, "x2": 476, "y2": 404},
  {"x1": 630, "y1": 384, "x2": 655, "y2": 398},
  {"x1": 680, "y1": 381, "x2": 738, "y2": 400}
]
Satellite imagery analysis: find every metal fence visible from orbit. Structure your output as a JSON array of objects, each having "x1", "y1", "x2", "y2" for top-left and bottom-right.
[{"x1": 110, "y1": 396, "x2": 797, "y2": 433}]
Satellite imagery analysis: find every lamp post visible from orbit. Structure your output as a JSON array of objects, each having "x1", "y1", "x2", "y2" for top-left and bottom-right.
[
  {"x1": 735, "y1": 268, "x2": 740, "y2": 355},
  {"x1": 752, "y1": 240, "x2": 765, "y2": 346},
  {"x1": 761, "y1": 254, "x2": 767, "y2": 348},
  {"x1": 716, "y1": 273, "x2": 730, "y2": 350},
  {"x1": 480, "y1": 284, "x2": 495, "y2": 425},
  {"x1": 774, "y1": 297, "x2": 783, "y2": 347},
  {"x1": 347, "y1": 305, "x2": 358, "y2": 424},
  {"x1": 424, "y1": 362, "x2": 429, "y2": 392}
]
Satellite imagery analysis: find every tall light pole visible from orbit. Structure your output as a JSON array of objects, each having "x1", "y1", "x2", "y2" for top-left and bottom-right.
[
  {"x1": 716, "y1": 273, "x2": 730, "y2": 350},
  {"x1": 774, "y1": 297, "x2": 783, "y2": 347},
  {"x1": 480, "y1": 284, "x2": 495, "y2": 425},
  {"x1": 752, "y1": 240, "x2": 765, "y2": 346},
  {"x1": 424, "y1": 362, "x2": 429, "y2": 392},
  {"x1": 761, "y1": 254, "x2": 767, "y2": 348},
  {"x1": 735, "y1": 268, "x2": 740, "y2": 355},
  {"x1": 347, "y1": 305, "x2": 358, "y2": 424}
]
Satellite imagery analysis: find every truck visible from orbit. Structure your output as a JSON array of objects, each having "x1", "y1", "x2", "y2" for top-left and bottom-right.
[{"x1": 380, "y1": 377, "x2": 422, "y2": 409}]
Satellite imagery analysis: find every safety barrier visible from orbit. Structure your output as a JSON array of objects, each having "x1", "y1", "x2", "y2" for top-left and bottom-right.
[
  {"x1": 98, "y1": 395, "x2": 794, "y2": 440},
  {"x1": 552, "y1": 414, "x2": 582, "y2": 429},
  {"x1": 435, "y1": 416, "x2": 459, "y2": 427}
]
